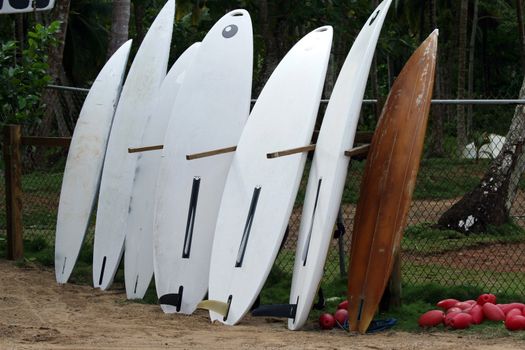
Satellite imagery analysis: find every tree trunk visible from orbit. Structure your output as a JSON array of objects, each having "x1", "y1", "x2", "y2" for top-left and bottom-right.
[
  {"x1": 467, "y1": 0, "x2": 479, "y2": 136},
  {"x1": 257, "y1": 0, "x2": 279, "y2": 96},
  {"x1": 107, "y1": 0, "x2": 130, "y2": 59},
  {"x1": 133, "y1": 0, "x2": 145, "y2": 46},
  {"x1": 516, "y1": 0, "x2": 525, "y2": 71},
  {"x1": 14, "y1": 14, "x2": 25, "y2": 64},
  {"x1": 437, "y1": 75, "x2": 525, "y2": 233},
  {"x1": 370, "y1": 0, "x2": 381, "y2": 121},
  {"x1": 34, "y1": 0, "x2": 72, "y2": 138},
  {"x1": 428, "y1": 0, "x2": 445, "y2": 157},
  {"x1": 418, "y1": 0, "x2": 426, "y2": 42},
  {"x1": 456, "y1": 0, "x2": 469, "y2": 155}
]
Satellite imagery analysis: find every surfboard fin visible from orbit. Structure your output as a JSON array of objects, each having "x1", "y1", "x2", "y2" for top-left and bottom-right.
[
  {"x1": 159, "y1": 285, "x2": 184, "y2": 312},
  {"x1": 197, "y1": 299, "x2": 230, "y2": 316},
  {"x1": 251, "y1": 303, "x2": 297, "y2": 319},
  {"x1": 313, "y1": 288, "x2": 325, "y2": 310}
]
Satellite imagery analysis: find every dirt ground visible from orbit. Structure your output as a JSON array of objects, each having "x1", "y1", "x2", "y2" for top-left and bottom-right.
[{"x1": 2, "y1": 260, "x2": 525, "y2": 350}]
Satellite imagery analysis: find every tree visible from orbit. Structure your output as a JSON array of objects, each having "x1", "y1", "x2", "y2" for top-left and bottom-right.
[
  {"x1": 467, "y1": 0, "x2": 479, "y2": 135},
  {"x1": 107, "y1": 0, "x2": 130, "y2": 58},
  {"x1": 456, "y1": 0, "x2": 469, "y2": 154},
  {"x1": 437, "y1": 74, "x2": 525, "y2": 233},
  {"x1": 0, "y1": 22, "x2": 60, "y2": 125},
  {"x1": 516, "y1": 0, "x2": 525, "y2": 71},
  {"x1": 428, "y1": 0, "x2": 445, "y2": 157},
  {"x1": 35, "y1": 0, "x2": 72, "y2": 137}
]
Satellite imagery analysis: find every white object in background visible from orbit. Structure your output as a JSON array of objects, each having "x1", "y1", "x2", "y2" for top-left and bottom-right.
[
  {"x1": 207, "y1": 25, "x2": 333, "y2": 325},
  {"x1": 124, "y1": 42, "x2": 201, "y2": 300},
  {"x1": 463, "y1": 134, "x2": 506, "y2": 159},
  {"x1": 288, "y1": 0, "x2": 392, "y2": 330},
  {"x1": 153, "y1": 9, "x2": 253, "y2": 314},
  {"x1": 0, "y1": 0, "x2": 55, "y2": 14},
  {"x1": 93, "y1": 0, "x2": 174, "y2": 290},
  {"x1": 54, "y1": 40, "x2": 132, "y2": 284}
]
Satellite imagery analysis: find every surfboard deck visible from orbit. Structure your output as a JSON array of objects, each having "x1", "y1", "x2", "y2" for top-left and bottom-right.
[
  {"x1": 287, "y1": 0, "x2": 392, "y2": 331},
  {"x1": 93, "y1": 0, "x2": 174, "y2": 290},
  {"x1": 123, "y1": 43, "x2": 201, "y2": 299},
  {"x1": 55, "y1": 40, "x2": 131, "y2": 284},
  {"x1": 347, "y1": 29, "x2": 438, "y2": 334},
  {"x1": 207, "y1": 26, "x2": 333, "y2": 326},
  {"x1": 153, "y1": 9, "x2": 253, "y2": 314}
]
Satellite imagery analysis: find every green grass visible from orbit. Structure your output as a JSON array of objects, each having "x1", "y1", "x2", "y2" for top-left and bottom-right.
[
  {"x1": 22, "y1": 171, "x2": 63, "y2": 194},
  {"x1": 402, "y1": 263, "x2": 525, "y2": 297},
  {"x1": 402, "y1": 221, "x2": 525, "y2": 254}
]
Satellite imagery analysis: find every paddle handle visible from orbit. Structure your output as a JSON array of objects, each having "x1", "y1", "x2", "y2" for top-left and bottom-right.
[
  {"x1": 128, "y1": 144, "x2": 163, "y2": 153},
  {"x1": 186, "y1": 146, "x2": 237, "y2": 160}
]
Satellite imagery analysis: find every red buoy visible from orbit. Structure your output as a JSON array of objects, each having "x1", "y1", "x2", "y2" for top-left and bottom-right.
[{"x1": 418, "y1": 310, "x2": 445, "y2": 328}]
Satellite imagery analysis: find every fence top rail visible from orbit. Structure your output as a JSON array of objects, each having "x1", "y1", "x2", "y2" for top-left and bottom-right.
[{"x1": 46, "y1": 85, "x2": 525, "y2": 105}]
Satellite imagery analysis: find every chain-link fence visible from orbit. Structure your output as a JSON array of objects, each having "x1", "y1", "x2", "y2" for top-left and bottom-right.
[{"x1": 2, "y1": 85, "x2": 525, "y2": 299}]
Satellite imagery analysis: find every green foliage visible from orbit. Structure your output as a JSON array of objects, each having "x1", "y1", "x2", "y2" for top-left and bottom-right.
[{"x1": 0, "y1": 21, "x2": 60, "y2": 125}]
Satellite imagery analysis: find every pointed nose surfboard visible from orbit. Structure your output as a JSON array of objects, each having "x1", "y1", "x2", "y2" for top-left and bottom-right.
[
  {"x1": 286, "y1": 0, "x2": 392, "y2": 331},
  {"x1": 207, "y1": 25, "x2": 333, "y2": 326},
  {"x1": 347, "y1": 29, "x2": 438, "y2": 334},
  {"x1": 153, "y1": 9, "x2": 253, "y2": 315}
]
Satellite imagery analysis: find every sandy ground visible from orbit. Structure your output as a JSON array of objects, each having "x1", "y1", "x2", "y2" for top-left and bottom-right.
[{"x1": 2, "y1": 260, "x2": 525, "y2": 350}]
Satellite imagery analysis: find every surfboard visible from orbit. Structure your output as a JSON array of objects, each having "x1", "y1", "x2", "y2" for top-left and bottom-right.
[
  {"x1": 153, "y1": 9, "x2": 253, "y2": 314},
  {"x1": 206, "y1": 26, "x2": 333, "y2": 326},
  {"x1": 286, "y1": 0, "x2": 392, "y2": 330},
  {"x1": 93, "y1": 0, "x2": 174, "y2": 290},
  {"x1": 347, "y1": 29, "x2": 438, "y2": 334},
  {"x1": 54, "y1": 40, "x2": 131, "y2": 284},
  {"x1": 123, "y1": 43, "x2": 201, "y2": 300}
]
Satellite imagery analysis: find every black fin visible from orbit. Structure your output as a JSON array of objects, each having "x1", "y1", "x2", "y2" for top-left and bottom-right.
[
  {"x1": 313, "y1": 288, "x2": 325, "y2": 310},
  {"x1": 159, "y1": 285, "x2": 184, "y2": 312},
  {"x1": 251, "y1": 303, "x2": 297, "y2": 319}
]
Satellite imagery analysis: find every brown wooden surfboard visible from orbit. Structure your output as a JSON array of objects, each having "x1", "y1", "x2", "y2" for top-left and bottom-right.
[{"x1": 347, "y1": 29, "x2": 438, "y2": 334}]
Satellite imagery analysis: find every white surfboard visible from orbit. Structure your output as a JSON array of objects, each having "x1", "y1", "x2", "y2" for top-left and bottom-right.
[
  {"x1": 124, "y1": 42, "x2": 201, "y2": 300},
  {"x1": 54, "y1": 40, "x2": 132, "y2": 284},
  {"x1": 93, "y1": 0, "x2": 174, "y2": 290},
  {"x1": 207, "y1": 26, "x2": 333, "y2": 325},
  {"x1": 288, "y1": 0, "x2": 392, "y2": 330},
  {"x1": 153, "y1": 10, "x2": 253, "y2": 314}
]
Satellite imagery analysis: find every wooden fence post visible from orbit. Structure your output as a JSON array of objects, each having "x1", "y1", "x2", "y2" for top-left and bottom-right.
[
  {"x1": 3, "y1": 124, "x2": 24, "y2": 260},
  {"x1": 379, "y1": 252, "x2": 402, "y2": 311}
]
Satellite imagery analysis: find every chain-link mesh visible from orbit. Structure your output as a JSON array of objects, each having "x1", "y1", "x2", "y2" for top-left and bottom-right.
[{"x1": 4, "y1": 85, "x2": 525, "y2": 298}]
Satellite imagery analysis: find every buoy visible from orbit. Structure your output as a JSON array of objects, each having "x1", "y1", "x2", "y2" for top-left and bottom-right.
[
  {"x1": 444, "y1": 311, "x2": 462, "y2": 327},
  {"x1": 477, "y1": 293, "x2": 496, "y2": 306},
  {"x1": 505, "y1": 315, "x2": 525, "y2": 331},
  {"x1": 437, "y1": 299, "x2": 459, "y2": 310},
  {"x1": 483, "y1": 302, "x2": 505, "y2": 321},
  {"x1": 319, "y1": 313, "x2": 335, "y2": 330},
  {"x1": 334, "y1": 309, "x2": 348, "y2": 325},
  {"x1": 338, "y1": 300, "x2": 348, "y2": 310},
  {"x1": 418, "y1": 310, "x2": 445, "y2": 328},
  {"x1": 449, "y1": 313, "x2": 472, "y2": 329},
  {"x1": 468, "y1": 304, "x2": 484, "y2": 324}
]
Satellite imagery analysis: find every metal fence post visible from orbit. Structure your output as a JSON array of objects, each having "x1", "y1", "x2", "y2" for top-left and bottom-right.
[{"x1": 3, "y1": 124, "x2": 24, "y2": 260}]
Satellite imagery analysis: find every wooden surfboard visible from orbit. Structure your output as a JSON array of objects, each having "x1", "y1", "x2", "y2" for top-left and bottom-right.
[
  {"x1": 54, "y1": 40, "x2": 131, "y2": 284},
  {"x1": 153, "y1": 9, "x2": 253, "y2": 314},
  {"x1": 206, "y1": 26, "x2": 332, "y2": 326},
  {"x1": 123, "y1": 43, "x2": 201, "y2": 300},
  {"x1": 93, "y1": 0, "x2": 174, "y2": 290},
  {"x1": 347, "y1": 29, "x2": 438, "y2": 334},
  {"x1": 287, "y1": 0, "x2": 392, "y2": 330}
]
